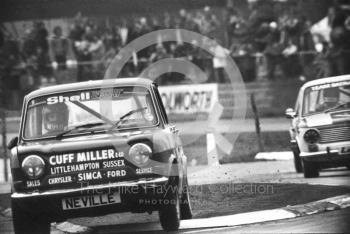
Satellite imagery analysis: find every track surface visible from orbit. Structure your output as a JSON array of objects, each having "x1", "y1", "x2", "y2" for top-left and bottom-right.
[
  {"x1": 70, "y1": 161, "x2": 350, "y2": 234},
  {"x1": 1, "y1": 160, "x2": 349, "y2": 233}
]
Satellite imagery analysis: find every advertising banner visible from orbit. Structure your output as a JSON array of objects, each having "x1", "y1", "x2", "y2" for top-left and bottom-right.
[{"x1": 158, "y1": 84, "x2": 218, "y2": 114}]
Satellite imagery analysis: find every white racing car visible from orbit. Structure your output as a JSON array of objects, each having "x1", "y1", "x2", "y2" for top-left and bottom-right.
[{"x1": 286, "y1": 75, "x2": 350, "y2": 178}]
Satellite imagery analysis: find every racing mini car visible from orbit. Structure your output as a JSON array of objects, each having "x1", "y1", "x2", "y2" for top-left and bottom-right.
[
  {"x1": 286, "y1": 75, "x2": 350, "y2": 178},
  {"x1": 8, "y1": 78, "x2": 192, "y2": 234}
]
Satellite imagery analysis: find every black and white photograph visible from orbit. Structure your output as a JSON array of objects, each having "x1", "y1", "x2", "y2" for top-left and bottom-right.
[{"x1": 0, "y1": 0, "x2": 350, "y2": 233}]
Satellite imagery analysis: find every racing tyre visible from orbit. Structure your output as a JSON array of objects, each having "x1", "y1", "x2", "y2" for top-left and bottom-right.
[
  {"x1": 303, "y1": 160, "x2": 319, "y2": 178},
  {"x1": 11, "y1": 199, "x2": 51, "y2": 234},
  {"x1": 158, "y1": 188, "x2": 181, "y2": 231},
  {"x1": 180, "y1": 177, "x2": 192, "y2": 220},
  {"x1": 293, "y1": 147, "x2": 303, "y2": 173}
]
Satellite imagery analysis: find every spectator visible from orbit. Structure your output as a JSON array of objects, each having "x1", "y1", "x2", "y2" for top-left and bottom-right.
[
  {"x1": 327, "y1": 4, "x2": 350, "y2": 76},
  {"x1": 263, "y1": 22, "x2": 284, "y2": 80},
  {"x1": 36, "y1": 46, "x2": 52, "y2": 82},
  {"x1": 50, "y1": 26, "x2": 71, "y2": 70},
  {"x1": 178, "y1": 9, "x2": 188, "y2": 28},
  {"x1": 89, "y1": 34, "x2": 105, "y2": 79},
  {"x1": 3, "y1": 3, "x2": 344, "y2": 87},
  {"x1": 69, "y1": 17, "x2": 85, "y2": 55},
  {"x1": 299, "y1": 18, "x2": 315, "y2": 51},
  {"x1": 149, "y1": 43, "x2": 168, "y2": 62},
  {"x1": 22, "y1": 29, "x2": 37, "y2": 59},
  {"x1": 33, "y1": 21, "x2": 49, "y2": 53},
  {"x1": 227, "y1": 8, "x2": 247, "y2": 48},
  {"x1": 211, "y1": 39, "x2": 230, "y2": 83},
  {"x1": 1, "y1": 34, "x2": 23, "y2": 108},
  {"x1": 254, "y1": 22, "x2": 270, "y2": 52},
  {"x1": 299, "y1": 18, "x2": 316, "y2": 80},
  {"x1": 74, "y1": 33, "x2": 93, "y2": 82},
  {"x1": 282, "y1": 39, "x2": 302, "y2": 78}
]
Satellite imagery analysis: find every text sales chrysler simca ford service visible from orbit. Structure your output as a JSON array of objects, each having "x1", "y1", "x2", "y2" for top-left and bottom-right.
[
  {"x1": 286, "y1": 75, "x2": 350, "y2": 178},
  {"x1": 7, "y1": 78, "x2": 192, "y2": 233}
]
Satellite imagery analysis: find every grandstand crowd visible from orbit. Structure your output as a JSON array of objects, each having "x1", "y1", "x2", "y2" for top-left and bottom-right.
[{"x1": 1, "y1": 0, "x2": 350, "y2": 109}]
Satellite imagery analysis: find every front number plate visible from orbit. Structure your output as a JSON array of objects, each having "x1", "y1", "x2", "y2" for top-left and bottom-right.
[{"x1": 62, "y1": 193, "x2": 121, "y2": 210}]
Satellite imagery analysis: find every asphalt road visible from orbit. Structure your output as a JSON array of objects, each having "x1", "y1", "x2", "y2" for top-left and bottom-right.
[
  {"x1": 1, "y1": 161, "x2": 349, "y2": 234},
  {"x1": 67, "y1": 161, "x2": 350, "y2": 234},
  {"x1": 188, "y1": 161, "x2": 350, "y2": 186}
]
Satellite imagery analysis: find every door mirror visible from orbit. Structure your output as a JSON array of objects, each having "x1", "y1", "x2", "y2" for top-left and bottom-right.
[
  {"x1": 285, "y1": 108, "x2": 296, "y2": 119},
  {"x1": 7, "y1": 136, "x2": 18, "y2": 150}
]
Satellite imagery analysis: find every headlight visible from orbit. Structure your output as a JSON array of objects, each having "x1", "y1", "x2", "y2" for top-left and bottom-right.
[
  {"x1": 303, "y1": 129, "x2": 321, "y2": 144},
  {"x1": 22, "y1": 155, "x2": 45, "y2": 179},
  {"x1": 129, "y1": 143, "x2": 151, "y2": 166}
]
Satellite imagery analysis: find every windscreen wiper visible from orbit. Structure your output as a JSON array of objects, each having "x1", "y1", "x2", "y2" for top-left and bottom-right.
[
  {"x1": 325, "y1": 102, "x2": 350, "y2": 113},
  {"x1": 108, "y1": 107, "x2": 147, "y2": 131},
  {"x1": 55, "y1": 122, "x2": 106, "y2": 139},
  {"x1": 71, "y1": 101, "x2": 115, "y2": 125}
]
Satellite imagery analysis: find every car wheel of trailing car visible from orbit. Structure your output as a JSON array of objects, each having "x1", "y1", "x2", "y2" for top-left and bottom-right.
[
  {"x1": 302, "y1": 160, "x2": 319, "y2": 178},
  {"x1": 158, "y1": 184, "x2": 181, "y2": 231},
  {"x1": 11, "y1": 199, "x2": 51, "y2": 234},
  {"x1": 180, "y1": 177, "x2": 192, "y2": 220},
  {"x1": 293, "y1": 147, "x2": 303, "y2": 173}
]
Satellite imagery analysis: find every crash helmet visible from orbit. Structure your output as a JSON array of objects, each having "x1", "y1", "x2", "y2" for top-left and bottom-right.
[
  {"x1": 42, "y1": 103, "x2": 69, "y2": 132},
  {"x1": 323, "y1": 87, "x2": 340, "y2": 105}
]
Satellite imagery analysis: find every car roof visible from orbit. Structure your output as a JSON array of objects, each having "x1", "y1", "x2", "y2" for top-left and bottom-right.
[
  {"x1": 25, "y1": 78, "x2": 154, "y2": 100},
  {"x1": 300, "y1": 74, "x2": 350, "y2": 93}
]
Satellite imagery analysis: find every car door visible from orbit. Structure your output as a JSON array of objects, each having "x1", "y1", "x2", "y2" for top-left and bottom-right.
[{"x1": 152, "y1": 84, "x2": 185, "y2": 181}]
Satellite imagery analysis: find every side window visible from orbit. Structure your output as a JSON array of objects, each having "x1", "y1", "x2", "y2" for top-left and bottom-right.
[{"x1": 153, "y1": 85, "x2": 169, "y2": 124}]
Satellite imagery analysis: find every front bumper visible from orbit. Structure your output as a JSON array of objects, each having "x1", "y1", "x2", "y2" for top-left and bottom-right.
[
  {"x1": 300, "y1": 149, "x2": 350, "y2": 163},
  {"x1": 11, "y1": 177, "x2": 170, "y2": 221}
]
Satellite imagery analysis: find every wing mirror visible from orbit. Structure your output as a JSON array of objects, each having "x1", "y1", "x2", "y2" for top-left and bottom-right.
[
  {"x1": 7, "y1": 136, "x2": 18, "y2": 150},
  {"x1": 285, "y1": 108, "x2": 296, "y2": 119}
]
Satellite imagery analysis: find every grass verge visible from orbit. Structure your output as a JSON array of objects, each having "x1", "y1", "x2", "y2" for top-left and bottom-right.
[{"x1": 181, "y1": 131, "x2": 290, "y2": 164}]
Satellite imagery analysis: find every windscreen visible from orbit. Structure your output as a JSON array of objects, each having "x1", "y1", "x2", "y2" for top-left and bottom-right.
[
  {"x1": 23, "y1": 86, "x2": 158, "y2": 139},
  {"x1": 303, "y1": 80, "x2": 350, "y2": 116}
]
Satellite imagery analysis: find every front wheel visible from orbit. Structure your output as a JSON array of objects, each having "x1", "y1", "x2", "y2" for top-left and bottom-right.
[
  {"x1": 303, "y1": 160, "x2": 319, "y2": 178},
  {"x1": 12, "y1": 199, "x2": 51, "y2": 234},
  {"x1": 158, "y1": 190, "x2": 181, "y2": 231},
  {"x1": 180, "y1": 177, "x2": 192, "y2": 220},
  {"x1": 293, "y1": 147, "x2": 303, "y2": 173}
]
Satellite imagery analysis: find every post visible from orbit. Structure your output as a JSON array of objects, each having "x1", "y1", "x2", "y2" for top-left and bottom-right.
[
  {"x1": 0, "y1": 109, "x2": 8, "y2": 181},
  {"x1": 206, "y1": 129, "x2": 219, "y2": 166},
  {"x1": 251, "y1": 93, "x2": 264, "y2": 152}
]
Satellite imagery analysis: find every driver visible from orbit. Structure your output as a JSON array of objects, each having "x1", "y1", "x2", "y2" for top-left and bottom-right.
[
  {"x1": 317, "y1": 87, "x2": 340, "y2": 111},
  {"x1": 42, "y1": 103, "x2": 69, "y2": 134}
]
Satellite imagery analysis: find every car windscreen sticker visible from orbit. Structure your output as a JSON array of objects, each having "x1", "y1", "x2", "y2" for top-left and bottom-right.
[
  {"x1": 90, "y1": 88, "x2": 123, "y2": 100},
  {"x1": 44, "y1": 87, "x2": 147, "y2": 105},
  {"x1": 311, "y1": 80, "x2": 350, "y2": 91},
  {"x1": 47, "y1": 92, "x2": 91, "y2": 105}
]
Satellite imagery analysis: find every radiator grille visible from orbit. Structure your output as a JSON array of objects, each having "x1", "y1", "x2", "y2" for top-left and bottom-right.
[{"x1": 319, "y1": 124, "x2": 350, "y2": 143}]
